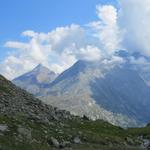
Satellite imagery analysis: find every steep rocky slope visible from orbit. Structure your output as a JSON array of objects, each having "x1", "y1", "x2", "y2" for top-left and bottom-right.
[{"x1": 0, "y1": 75, "x2": 70, "y2": 122}]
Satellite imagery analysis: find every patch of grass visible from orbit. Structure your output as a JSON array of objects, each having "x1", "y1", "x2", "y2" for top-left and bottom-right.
[
  {"x1": 0, "y1": 85, "x2": 12, "y2": 95},
  {"x1": 0, "y1": 115, "x2": 146, "y2": 150},
  {"x1": 127, "y1": 126, "x2": 150, "y2": 139},
  {"x1": 72, "y1": 143, "x2": 141, "y2": 150}
]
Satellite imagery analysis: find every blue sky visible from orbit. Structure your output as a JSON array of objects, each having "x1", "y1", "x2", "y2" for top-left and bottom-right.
[
  {"x1": 1, "y1": 0, "x2": 148, "y2": 79},
  {"x1": 0, "y1": 0, "x2": 118, "y2": 60}
]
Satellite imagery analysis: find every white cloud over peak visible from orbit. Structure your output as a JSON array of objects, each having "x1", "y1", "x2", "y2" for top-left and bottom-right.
[
  {"x1": 119, "y1": 0, "x2": 150, "y2": 56},
  {"x1": 78, "y1": 45, "x2": 102, "y2": 61},
  {"x1": 129, "y1": 56, "x2": 148, "y2": 65},
  {"x1": 88, "y1": 5, "x2": 121, "y2": 55},
  {"x1": 1, "y1": 24, "x2": 85, "y2": 79}
]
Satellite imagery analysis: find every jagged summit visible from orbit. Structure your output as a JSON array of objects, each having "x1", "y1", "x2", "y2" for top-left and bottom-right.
[
  {"x1": 0, "y1": 74, "x2": 71, "y2": 121},
  {"x1": 35, "y1": 63, "x2": 44, "y2": 68},
  {"x1": 33, "y1": 63, "x2": 46, "y2": 71},
  {"x1": 12, "y1": 64, "x2": 58, "y2": 95},
  {"x1": 32, "y1": 64, "x2": 52, "y2": 73}
]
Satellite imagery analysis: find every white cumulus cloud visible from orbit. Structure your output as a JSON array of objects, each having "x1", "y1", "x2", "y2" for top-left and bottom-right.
[
  {"x1": 88, "y1": 5, "x2": 122, "y2": 55},
  {"x1": 78, "y1": 45, "x2": 102, "y2": 61},
  {"x1": 3, "y1": 2, "x2": 146, "y2": 79},
  {"x1": 96, "y1": 5, "x2": 117, "y2": 25},
  {"x1": 119, "y1": 0, "x2": 150, "y2": 56},
  {"x1": 0, "y1": 24, "x2": 91, "y2": 79}
]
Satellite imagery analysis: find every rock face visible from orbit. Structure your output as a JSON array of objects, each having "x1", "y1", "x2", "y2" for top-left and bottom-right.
[
  {"x1": 50, "y1": 137, "x2": 60, "y2": 148},
  {"x1": 12, "y1": 64, "x2": 58, "y2": 95},
  {"x1": 90, "y1": 65, "x2": 150, "y2": 124},
  {"x1": 0, "y1": 124, "x2": 8, "y2": 132},
  {"x1": 39, "y1": 54, "x2": 150, "y2": 127},
  {"x1": 17, "y1": 127, "x2": 32, "y2": 140},
  {"x1": 73, "y1": 137, "x2": 81, "y2": 144}
]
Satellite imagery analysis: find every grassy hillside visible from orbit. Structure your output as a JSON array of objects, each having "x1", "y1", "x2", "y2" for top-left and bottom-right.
[{"x1": 0, "y1": 114, "x2": 149, "y2": 150}]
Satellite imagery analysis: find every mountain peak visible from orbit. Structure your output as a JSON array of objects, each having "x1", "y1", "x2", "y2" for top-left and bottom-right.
[
  {"x1": 12, "y1": 64, "x2": 58, "y2": 95},
  {"x1": 33, "y1": 64, "x2": 50, "y2": 72},
  {"x1": 36, "y1": 63, "x2": 44, "y2": 68}
]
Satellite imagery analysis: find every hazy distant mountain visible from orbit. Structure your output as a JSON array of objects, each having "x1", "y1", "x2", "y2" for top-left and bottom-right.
[
  {"x1": 117, "y1": 50, "x2": 150, "y2": 87},
  {"x1": 12, "y1": 64, "x2": 58, "y2": 95},
  {"x1": 39, "y1": 55, "x2": 150, "y2": 127},
  {"x1": 13, "y1": 52, "x2": 150, "y2": 127}
]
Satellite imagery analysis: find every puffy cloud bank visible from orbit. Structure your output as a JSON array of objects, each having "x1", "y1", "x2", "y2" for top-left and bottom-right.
[
  {"x1": 119, "y1": 0, "x2": 150, "y2": 56},
  {"x1": 1, "y1": 0, "x2": 150, "y2": 79},
  {"x1": 88, "y1": 5, "x2": 121, "y2": 55}
]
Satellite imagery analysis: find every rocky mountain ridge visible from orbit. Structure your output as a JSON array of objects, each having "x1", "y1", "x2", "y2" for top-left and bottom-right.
[{"x1": 0, "y1": 75, "x2": 71, "y2": 123}]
